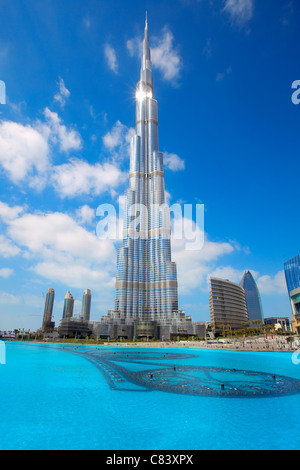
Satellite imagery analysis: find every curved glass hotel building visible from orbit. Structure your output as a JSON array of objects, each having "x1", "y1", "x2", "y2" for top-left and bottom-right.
[{"x1": 98, "y1": 18, "x2": 193, "y2": 340}]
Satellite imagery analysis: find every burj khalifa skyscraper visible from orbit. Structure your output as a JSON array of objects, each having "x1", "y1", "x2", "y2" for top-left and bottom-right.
[{"x1": 100, "y1": 17, "x2": 193, "y2": 340}]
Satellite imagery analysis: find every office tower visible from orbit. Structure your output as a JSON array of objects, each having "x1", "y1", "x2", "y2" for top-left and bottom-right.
[
  {"x1": 209, "y1": 277, "x2": 249, "y2": 336},
  {"x1": 284, "y1": 255, "x2": 300, "y2": 333},
  {"x1": 101, "y1": 17, "x2": 190, "y2": 340},
  {"x1": 82, "y1": 289, "x2": 91, "y2": 321},
  {"x1": 264, "y1": 317, "x2": 290, "y2": 332},
  {"x1": 240, "y1": 271, "x2": 264, "y2": 325},
  {"x1": 63, "y1": 291, "x2": 74, "y2": 319},
  {"x1": 42, "y1": 288, "x2": 55, "y2": 330},
  {"x1": 284, "y1": 255, "x2": 300, "y2": 298}
]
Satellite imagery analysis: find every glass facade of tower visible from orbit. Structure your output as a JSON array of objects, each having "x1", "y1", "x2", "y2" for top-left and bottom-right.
[
  {"x1": 240, "y1": 271, "x2": 264, "y2": 325},
  {"x1": 100, "y1": 19, "x2": 193, "y2": 340},
  {"x1": 82, "y1": 289, "x2": 91, "y2": 321},
  {"x1": 63, "y1": 291, "x2": 74, "y2": 319},
  {"x1": 284, "y1": 255, "x2": 300, "y2": 319},
  {"x1": 42, "y1": 288, "x2": 55, "y2": 330},
  {"x1": 284, "y1": 255, "x2": 300, "y2": 295},
  {"x1": 112, "y1": 20, "x2": 179, "y2": 324}
]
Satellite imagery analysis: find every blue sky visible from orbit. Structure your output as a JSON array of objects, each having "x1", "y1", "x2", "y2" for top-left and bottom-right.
[{"x1": 0, "y1": 0, "x2": 299, "y2": 331}]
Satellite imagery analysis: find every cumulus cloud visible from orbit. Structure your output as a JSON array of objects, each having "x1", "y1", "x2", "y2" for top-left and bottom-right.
[
  {"x1": 51, "y1": 158, "x2": 126, "y2": 198},
  {"x1": 172, "y1": 224, "x2": 235, "y2": 295},
  {"x1": 7, "y1": 211, "x2": 113, "y2": 262},
  {"x1": 43, "y1": 107, "x2": 82, "y2": 152},
  {"x1": 207, "y1": 265, "x2": 247, "y2": 286},
  {"x1": 0, "y1": 201, "x2": 25, "y2": 223},
  {"x1": 2, "y1": 206, "x2": 117, "y2": 291},
  {"x1": 102, "y1": 120, "x2": 135, "y2": 163},
  {"x1": 256, "y1": 270, "x2": 287, "y2": 295},
  {"x1": 127, "y1": 26, "x2": 183, "y2": 85},
  {"x1": 164, "y1": 152, "x2": 185, "y2": 171},
  {"x1": 0, "y1": 111, "x2": 131, "y2": 198},
  {"x1": 75, "y1": 205, "x2": 95, "y2": 225},
  {"x1": 151, "y1": 27, "x2": 183, "y2": 84},
  {"x1": 0, "y1": 235, "x2": 21, "y2": 258},
  {"x1": 0, "y1": 107, "x2": 83, "y2": 191},
  {"x1": 0, "y1": 120, "x2": 49, "y2": 187},
  {"x1": 33, "y1": 262, "x2": 115, "y2": 291},
  {"x1": 103, "y1": 120, "x2": 129, "y2": 150},
  {"x1": 50, "y1": 119, "x2": 131, "y2": 197}
]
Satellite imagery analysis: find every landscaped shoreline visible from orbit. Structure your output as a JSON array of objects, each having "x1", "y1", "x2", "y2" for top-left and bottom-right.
[{"x1": 10, "y1": 336, "x2": 298, "y2": 353}]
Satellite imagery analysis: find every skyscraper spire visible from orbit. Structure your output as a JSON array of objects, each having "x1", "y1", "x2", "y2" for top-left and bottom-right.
[{"x1": 141, "y1": 13, "x2": 152, "y2": 85}]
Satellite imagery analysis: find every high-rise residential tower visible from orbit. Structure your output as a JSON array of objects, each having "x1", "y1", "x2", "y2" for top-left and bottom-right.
[
  {"x1": 100, "y1": 17, "x2": 192, "y2": 340},
  {"x1": 82, "y1": 289, "x2": 91, "y2": 321},
  {"x1": 42, "y1": 288, "x2": 55, "y2": 330},
  {"x1": 240, "y1": 271, "x2": 264, "y2": 325},
  {"x1": 209, "y1": 277, "x2": 249, "y2": 336},
  {"x1": 63, "y1": 291, "x2": 74, "y2": 319}
]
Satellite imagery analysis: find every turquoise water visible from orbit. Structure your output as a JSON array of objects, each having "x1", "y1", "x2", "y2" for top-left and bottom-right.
[{"x1": 0, "y1": 342, "x2": 300, "y2": 450}]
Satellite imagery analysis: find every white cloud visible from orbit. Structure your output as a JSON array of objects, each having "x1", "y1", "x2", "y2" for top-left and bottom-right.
[
  {"x1": 0, "y1": 291, "x2": 20, "y2": 305},
  {"x1": 207, "y1": 265, "x2": 246, "y2": 286},
  {"x1": 165, "y1": 190, "x2": 172, "y2": 205},
  {"x1": 151, "y1": 27, "x2": 182, "y2": 84},
  {"x1": 102, "y1": 120, "x2": 135, "y2": 164},
  {"x1": 0, "y1": 114, "x2": 129, "y2": 198},
  {"x1": 3, "y1": 208, "x2": 118, "y2": 292},
  {"x1": 7, "y1": 211, "x2": 114, "y2": 262},
  {"x1": 43, "y1": 107, "x2": 82, "y2": 152},
  {"x1": 0, "y1": 268, "x2": 14, "y2": 278},
  {"x1": 126, "y1": 38, "x2": 142, "y2": 58},
  {"x1": 0, "y1": 235, "x2": 21, "y2": 258},
  {"x1": 103, "y1": 120, "x2": 134, "y2": 150},
  {"x1": 54, "y1": 77, "x2": 70, "y2": 108},
  {"x1": 51, "y1": 158, "x2": 126, "y2": 198},
  {"x1": 0, "y1": 121, "x2": 49, "y2": 187},
  {"x1": 0, "y1": 108, "x2": 82, "y2": 191},
  {"x1": 33, "y1": 261, "x2": 114, "y2": 291},
  {"x1": 256, "y1": 270, "x2": 287, "y2": 295},
  {"x1": 223, "y1": 0, "x2": 254, "y2": 25},
  {"x1": 0, "y1": 201, "x2": 24, "y2": 223},
  {"x1": 75, "y1": 205, "x2": 95, "y2": 225},
  {"x1": 0, "y1": 202, "x2": 24, "y2": 258},
  {"x1": 127, "y1": 26, "x2": 183, "y2": 85},
  {"x1": 172, "y1": 227, "x2": 235, "y2": 295},
  {"x1": 103, "y1": 120, "x2": 127, "y2": 150},
  {"x1": 104, "y1": 44, "x2": 118, "y2": 74},
  {"x1": 164, "y1": 152, "x2": 185, "y2": 171}
]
